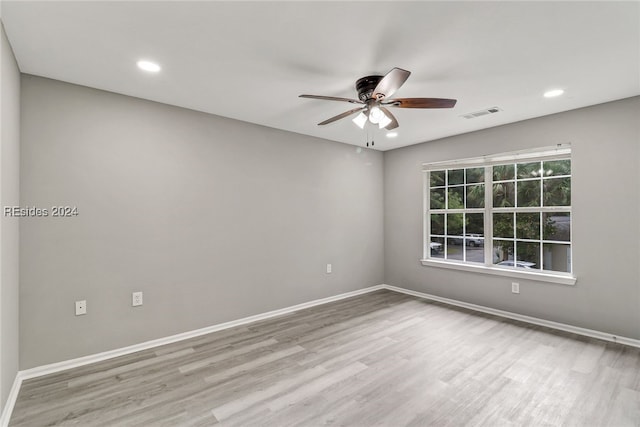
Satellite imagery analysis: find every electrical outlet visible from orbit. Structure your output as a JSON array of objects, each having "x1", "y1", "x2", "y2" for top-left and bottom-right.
[
  {"x1": 511, "y1": 282, "x2": 520, "y2": 294},
  {"x1": 75, "y1": 300, "x2": 87, "y2": 316},
  {"x1": 326, "y1": 264, "x2": 332, "y2": 274},
  {"x1": 132, "y1": 291, "x2": 143, "y2": 307}
]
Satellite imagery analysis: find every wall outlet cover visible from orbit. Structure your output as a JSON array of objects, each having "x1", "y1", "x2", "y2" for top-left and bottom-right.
[
  {"x1": 132, "y1": 291, "x2": 143, "y2": 307},
  {"x1": 75, "y1": 300, "x2": 87, "y2": 316}
]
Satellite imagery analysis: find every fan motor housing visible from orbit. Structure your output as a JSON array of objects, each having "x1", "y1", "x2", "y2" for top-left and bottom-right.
[{"x1": 356, "y1": 75, "x2": 383, "y2": 102}]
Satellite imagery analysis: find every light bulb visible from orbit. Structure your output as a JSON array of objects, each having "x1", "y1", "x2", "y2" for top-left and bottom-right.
[
  {"x1": 378, "y1": 114, "x2": 392, "y2": 129},
  {"x1": 368, "y1": 106, "x2": 384, "y2": 124},
  {"x1": 352, "y1": 112, "x2": 367, "y2": 129}
]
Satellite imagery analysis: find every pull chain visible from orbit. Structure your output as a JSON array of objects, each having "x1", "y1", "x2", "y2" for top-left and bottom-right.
[
  {"x1": 364, "y1": 126, "x2": 375, "y2": 147},
  {"x1": 363, "y1": 123, "x2": 375, "y2": 148}
]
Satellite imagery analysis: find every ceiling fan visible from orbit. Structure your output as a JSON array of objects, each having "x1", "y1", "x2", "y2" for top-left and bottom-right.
[{"x1": 299, "y1": 67, "x2": 457, "y2": 133}]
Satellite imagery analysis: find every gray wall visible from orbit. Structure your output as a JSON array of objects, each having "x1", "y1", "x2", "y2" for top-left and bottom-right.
[
  {"x1": 384, "y1": 96, "x2": 640, "y2": 339},
  {"x1": 16, "y1": 74, "x2": 640, "y2": 371},
  {"x1": 19, "y1": 76, "x2": 384, "y2": 369},
  {"x1": 1, "y1": 23, "x2": 20, "y2": 408}
]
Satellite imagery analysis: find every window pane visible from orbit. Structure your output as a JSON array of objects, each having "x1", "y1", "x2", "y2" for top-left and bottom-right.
[
  {"x1": 448, "y1": 169, "x2": 464, "y2": 185},
  {"x1": 430, "y1": 170, "x2": 445, "y2": 187},
  {"x1": 466, "y1": 184, "x2": 485, "y2": 208},
  {"x1": 465, "y1": 237, "x2": 484, "y2": 248},
  {"x1": 447, "y1": 187, "x2": 464, "y2": 209},
  {"x1": 425, "y1": 156, "x2": 571, "y2": 272},
  {"x1": 465, "y1": 240, "x2": 485, "y2": 263},
  {"x1": 517, "y1": 180, "x2": 541, "y2": 207},
  {"x1": 516, "y1": 213, "x2": 540, "y2": 240},
  {"x1": 430, "y1": 188, "x2": 445, "y2": 209},
  {"x1": 544, "y1": 213, "x2": 570, "y2": 241},
  {"x1": 543, "y1": 177, "x2": 571, "y2": 206},
  {"x1": 466, "y1": 167, "x2": 485, "y2": 184},
  {"x1": 431, "y1": 214, "x2": 445, "y2": 235},
  {"x1": 466, "y1": 213, "x2": 484, "y2": 234},
  {"x1": 493, "y1": 240, "x2": 514, "y2": 265},
  {"x1": 543, "y1": 159, "x2": 570, "y2": 177},
  {"x1": 543, "y1": 243, "x2": 571, "y2": 272},
  {"x1": 516, "y1": 241, "x2": 540, "y2": 269},
  {"x1": 517, "y1": 162, "x2": 541, "y2": 179},
  {"x1": 493, "y1": 213, "x2": 514, "y2": 238},
  {"x1": 447, "y1": 213, "x2": 463, "y2": 236},
  {"x1": 493, "y1": 164, "x2": 514, "y2": 181},
  {"x1": 446, "y1": 238, "x2": 463, "y2": 261},
  {"x1": 493, "y1": 182, "x2": 515, "y2": 207},
  {"x1": 429, "y1": 237, "x2": 444, "y2": 259}
]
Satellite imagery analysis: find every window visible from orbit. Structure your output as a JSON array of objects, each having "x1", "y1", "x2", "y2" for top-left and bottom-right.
[
  {"x1": 428, "y1": 167, "x2": 486, "y2": 264},
  {"x1": 423, "y1": 146, "x2": 573, "y2": 282}
]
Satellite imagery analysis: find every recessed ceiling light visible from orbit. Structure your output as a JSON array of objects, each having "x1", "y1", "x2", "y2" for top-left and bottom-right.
[
  {"x1": 544, "y1": 89, "x2": 564, "y2": 98},
  {"x1": 137, "y1": 60, "x2": 161, "y2": 73},
  {"x1": 386, "y1": 132, "x2": 398, "y2": 138}
]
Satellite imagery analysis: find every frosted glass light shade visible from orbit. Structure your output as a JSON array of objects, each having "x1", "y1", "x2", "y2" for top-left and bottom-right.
[{"x1": 352, "y1": 112, "x2": 367, "y2": 129}]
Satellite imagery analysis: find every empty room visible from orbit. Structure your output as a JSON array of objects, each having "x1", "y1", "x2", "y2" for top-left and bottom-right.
[{"x1": 1, "y1": 1, "x2": 639, "y2": 426}]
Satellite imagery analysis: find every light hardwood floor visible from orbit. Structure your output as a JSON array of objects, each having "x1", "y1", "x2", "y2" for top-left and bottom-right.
[{"x1": 10, "y1": 290, "x2": 640, "y2": 426}]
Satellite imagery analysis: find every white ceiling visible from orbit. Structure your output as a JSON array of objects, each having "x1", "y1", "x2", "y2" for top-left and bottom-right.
[{"x1": 2, "y1": 1, "x2": 639, "y2": 151}]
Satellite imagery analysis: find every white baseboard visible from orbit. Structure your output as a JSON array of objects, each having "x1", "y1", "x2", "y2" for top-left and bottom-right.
[
  {"x1": 4, "y1": 282, "x2": 639, "y2": 426},
  {"x1": 382, "y1": 284, "x2": 640, "y2": 349},
  {"x1": 1, "y1": 285, "x2": 383, "y2": 425},
  {"x1": 0, "y1": 372, "x2": 23, "y2": 427},
  {"x1": 19, "y1": 285, "x2": 386, "y2": 381}
]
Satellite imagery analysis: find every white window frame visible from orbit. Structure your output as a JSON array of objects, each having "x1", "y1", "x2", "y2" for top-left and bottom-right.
[{"x1": 421, "y1": 145, "x2": 576, "y2": 285}]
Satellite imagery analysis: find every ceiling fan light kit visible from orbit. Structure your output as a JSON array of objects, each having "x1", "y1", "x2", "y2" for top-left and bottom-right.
[
  {"x1": 299, "y1": 67, "x2": 457, "y2": 142},
  {"x1": 352, "y1": 112, "x2": 368, "y2": 129},
  {"x1": 368, "y1": 106, "x2": 385, "y2": 124}
]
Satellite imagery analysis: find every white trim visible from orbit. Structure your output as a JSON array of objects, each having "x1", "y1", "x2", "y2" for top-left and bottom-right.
[
  {"x1": 422, "y1": 144, "x2": 571, "y2": 170},
  {"x1": 420, "y1": 258, "x2": 577, "y2": 285},
  {"x1": 18, "y1": 285, "x2": 385, "y2": 381},
  {"x1": 422, "y1": 172, "x2": 429, "y2": 260},
  {"x1": 383, "y1": 285, "x2": 640, "y2": 348},
  {"x1": 0, "y1": 372, "x2": 22, "y2": 427},
  {"x1": 4, "y1": 282, "x2": 639, "y2": 425}
]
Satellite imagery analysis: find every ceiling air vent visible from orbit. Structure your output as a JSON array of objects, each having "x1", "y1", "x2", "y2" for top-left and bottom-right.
[{"x1": 461, "y1": 107, "x2": 502, "y2": 119}]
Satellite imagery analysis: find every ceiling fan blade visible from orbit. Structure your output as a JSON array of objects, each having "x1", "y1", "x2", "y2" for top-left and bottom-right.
[
  {"x1": 379, "y1": 107, "x2": 399, "y2": 130},
  {"x1": 383, "y1": 98, "x2": 457, "y2": 109},
  {"x1": 299, "y1": 94, "x2": 363, "y2": 104},
  {"x1": 372, "y1": 68, "x2": 411, "y2": 99},
  {"x1": 318, "y1": 106, "x2": 366, "y2": 126}
]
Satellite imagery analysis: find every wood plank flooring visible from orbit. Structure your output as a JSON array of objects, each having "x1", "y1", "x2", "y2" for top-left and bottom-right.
[{"x1": 10, "y1": 290, "x2": 640, "y2": 426}]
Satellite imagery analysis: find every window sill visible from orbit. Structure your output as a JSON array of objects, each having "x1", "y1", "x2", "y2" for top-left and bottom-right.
[{"x1": 420, "y1": 259, "x2": 577, "y2": 285}]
